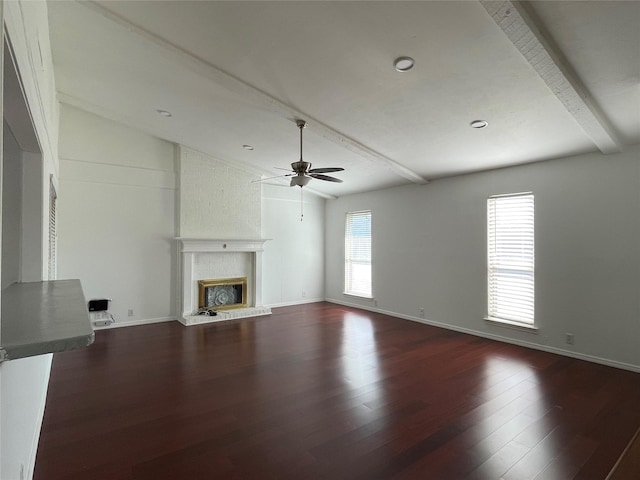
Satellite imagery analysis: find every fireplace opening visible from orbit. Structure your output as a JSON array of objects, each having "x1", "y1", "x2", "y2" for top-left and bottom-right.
[{"x1": 198, "y1": 277, "x2": 247, "y2": 311}]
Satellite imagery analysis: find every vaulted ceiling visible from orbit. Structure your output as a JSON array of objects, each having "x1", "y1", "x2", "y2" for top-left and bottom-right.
[{"x1": 48, "y1": 1, "x2": 640, "y2": 197}]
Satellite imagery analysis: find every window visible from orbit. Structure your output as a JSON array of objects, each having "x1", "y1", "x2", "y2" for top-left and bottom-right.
[
  {"x1": 345, "y1": 210, "x2": 372, "y2": 297},
  {"x1": 487, "y1": 193, "x2": 534, "y2": 326}
]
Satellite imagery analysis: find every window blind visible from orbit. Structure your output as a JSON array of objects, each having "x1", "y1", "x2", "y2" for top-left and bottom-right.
[
  {"x1": 487, "y1": 193, "x2": 534, "y2": 325},
  {"x1": 345, "y1": 210, "x2": 372, "y2": 297},
  {"x1": 48, "y1": 178, "x2": 57, "y2": 281}
]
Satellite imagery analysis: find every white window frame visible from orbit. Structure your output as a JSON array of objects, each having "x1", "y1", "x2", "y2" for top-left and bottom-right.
[
  {"x1": 487, "y1": 192, "x2": 535, "y2": 328},
  {"x1": 344, "y1": 210, "x2": 372, "y2": 298}
]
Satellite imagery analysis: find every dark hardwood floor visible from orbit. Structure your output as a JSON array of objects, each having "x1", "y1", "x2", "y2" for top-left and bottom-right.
[
  {"x1": 35, "y1": 303, "x2": 640, "y2": 479},
  {"x1": 607, "y1": 427, "x2": 640, "y2": 480}
]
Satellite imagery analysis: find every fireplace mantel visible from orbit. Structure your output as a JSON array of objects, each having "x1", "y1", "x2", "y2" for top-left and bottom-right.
[
  {"x1": 177, "y1": 238, "x2": 269, "y2": 254},
  {"x1": 176, "y1": 238, "x2": 271, "y2": 325}
]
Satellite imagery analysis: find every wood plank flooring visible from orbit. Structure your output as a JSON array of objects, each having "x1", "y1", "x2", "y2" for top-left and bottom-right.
[
  {"x1": 607, "y1": 427, "x2": 640, "y2": 480},
  {"x1": 35, "y1": 303, "x2": 640, "y2": 479}
]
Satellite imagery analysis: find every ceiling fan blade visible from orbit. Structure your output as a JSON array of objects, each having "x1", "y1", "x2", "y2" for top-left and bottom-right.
[
  {"x1": 251, "y1": 173, "x2": 294, "y2": 183},
  {"x1": 310, "y1": 173, "x2": 343, "y2": 183},
  {"x1": 308, "y1": 167, "x2": 344, "y2": 174}
]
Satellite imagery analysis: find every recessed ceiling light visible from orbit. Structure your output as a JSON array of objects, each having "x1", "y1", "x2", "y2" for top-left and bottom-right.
[
  {"x1": 242, "y1": 144, "x2": 254, "y2": 151},
  {"x1": 470, "y1": 120, "x2": 489, "y2": 129},
  {"x1": 156, "y1": 109, "x2": 172, "y2": 117},
  {"x1": 394, "y1": 56, "x2": 415, "y2": 72}
]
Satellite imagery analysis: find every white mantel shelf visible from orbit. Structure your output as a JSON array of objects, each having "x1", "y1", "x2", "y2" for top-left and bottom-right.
[
  {"x1": 177, "y1": 238, "x2": 270, "y2": 253},
  {"x1": 1, "y1": 280, "x2": 95, "y2": 362}
]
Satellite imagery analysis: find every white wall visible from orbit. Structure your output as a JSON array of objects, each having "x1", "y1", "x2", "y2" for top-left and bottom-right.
[
  {"x1": 57, "y1": 105, "x2": 177, "y2": 326},
  {"x1": 326, "y1": 146, "x2": 640, "y2": 371},
  {"x1": 2, "y1": 1, "x2": 60, "y2": 479},
  {"x1": 178, "y1": 146, "x2": 261, "y2": 239},
  {"x1": 0, "y1": 355, "x2": 52, "y2": 480},
  {"x1": 2, "y1": 124, "x2": 21, "y2": 289},
  {"x1": 262, "y1": 185, "x2": 325, "y2": 306}
]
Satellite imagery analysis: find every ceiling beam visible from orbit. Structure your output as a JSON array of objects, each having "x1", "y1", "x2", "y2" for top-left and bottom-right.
[
  {"x1": 480, "y1": 0, "x2": 621, "y2": 154},
  {"x1": 81, "y1": 1, "x2": 428, "y2": 185}
]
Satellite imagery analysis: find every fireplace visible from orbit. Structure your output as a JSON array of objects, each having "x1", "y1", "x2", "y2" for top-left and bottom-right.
[
  {"x1": 177, "y1": 238, "x2": 271, "y2": 325},
  {"x1": 199, "y1": 277, "x2": 247, "y2": 311}
]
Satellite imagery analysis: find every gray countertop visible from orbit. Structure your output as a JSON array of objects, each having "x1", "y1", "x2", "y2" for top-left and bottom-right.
[{"x1": 1, "y1": 280, "x2": 95, "y2": 361}]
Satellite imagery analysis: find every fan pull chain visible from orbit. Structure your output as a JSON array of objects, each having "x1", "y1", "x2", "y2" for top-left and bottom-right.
[{"x1": 300, "y1": 186, "x2": 304, "y2": 222}]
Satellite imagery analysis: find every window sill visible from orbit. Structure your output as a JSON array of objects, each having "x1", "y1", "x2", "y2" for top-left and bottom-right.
[
  {"x1": 484, "y1": 317, "x2": 538, "y2": 333},
  {"x1": 343, "y1": 292, "x2": 374, "y2": 300}
]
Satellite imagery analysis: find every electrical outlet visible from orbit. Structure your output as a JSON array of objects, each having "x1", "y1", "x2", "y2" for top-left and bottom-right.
[
  {"x1": 565, "y1": 333, "x2": 574, "y2": 345},
  {"x1": 419, "y1": 307, "x2": 425, "y2": 318},
  {"x1": 128, "y1": 309, "x2": 134, "y2": 317},
  {"x1": 374, "y1": 299, "x2": 378, "y2": 307},
  {"x1": 20, "y1": 464, "x2": 24, "y2": 480},
  {"x1": 302, "y1": 290, "x2": 306, "y2": 298}
]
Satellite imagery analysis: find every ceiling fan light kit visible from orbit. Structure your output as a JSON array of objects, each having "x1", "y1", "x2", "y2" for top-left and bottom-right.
[{"x1": 290, "y1": 175, "x2": 312, "y2": 187}]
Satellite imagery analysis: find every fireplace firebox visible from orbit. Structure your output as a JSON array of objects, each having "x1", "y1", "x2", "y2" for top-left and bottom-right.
[{"x1": 198, "y1": 277, "x2": 247, "y2": 311}]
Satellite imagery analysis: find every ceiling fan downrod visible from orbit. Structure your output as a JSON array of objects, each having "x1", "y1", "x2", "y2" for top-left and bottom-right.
[
  {"x1": 291, "y1": 119, "x2": 310, "y2": 176},
  {"x1": 297, "y1": 119, "x2": 307, "y2": 162}
]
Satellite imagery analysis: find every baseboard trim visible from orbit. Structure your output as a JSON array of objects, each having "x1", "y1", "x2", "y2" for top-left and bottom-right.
[
  {"x1": 266, "y1": 298, "x2": 325, "y2": 308},
  {"x1": 326, "y1": 298, "x2": 640, "y2": 373},
  {"x1": 94, "y1": 316, "x2": 176, "y2": 330}
]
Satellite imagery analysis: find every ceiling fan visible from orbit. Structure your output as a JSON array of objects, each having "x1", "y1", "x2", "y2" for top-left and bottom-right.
[{"x1": 274, "y1": 119, "x2": 344, "y2": 188}]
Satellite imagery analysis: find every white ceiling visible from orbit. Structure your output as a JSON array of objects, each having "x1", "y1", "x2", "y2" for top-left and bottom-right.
[{"x1": 48, "y1": 1, "x2": 640, "y2": 197}]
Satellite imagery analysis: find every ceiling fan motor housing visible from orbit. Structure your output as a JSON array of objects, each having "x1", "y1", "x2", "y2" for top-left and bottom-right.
[{"x1": 291, "y1": 160, "x2": 311, "y2": 174}]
